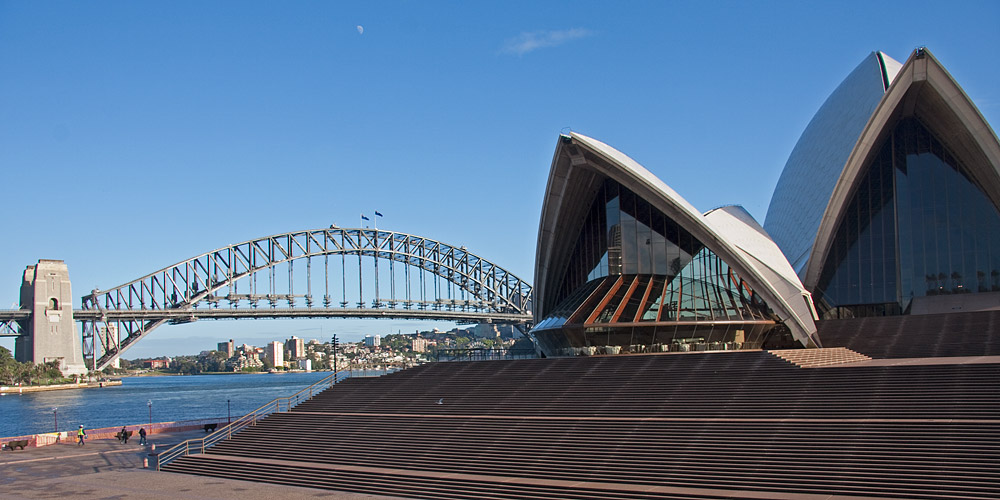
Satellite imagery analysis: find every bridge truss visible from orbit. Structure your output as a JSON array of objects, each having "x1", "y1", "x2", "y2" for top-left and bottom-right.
[
  {"x1": 0, "y1": 313, "x2": 27, "y2": 337},
  {"x1": 80, "y1": 228, "x2": 532, "y2": 371}
]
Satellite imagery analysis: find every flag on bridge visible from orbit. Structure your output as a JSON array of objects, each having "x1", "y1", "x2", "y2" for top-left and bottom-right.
[
  {"x1": 361, "y1": 214, "x2": 370, "y2": 221},
  {"x1": 375, "y1": 211, "x2": 383, "y2": 217}
]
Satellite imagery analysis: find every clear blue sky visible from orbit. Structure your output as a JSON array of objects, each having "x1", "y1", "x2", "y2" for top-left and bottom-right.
[{"x1": 2, "y1": 1, "x2": 998, "y2": 358}]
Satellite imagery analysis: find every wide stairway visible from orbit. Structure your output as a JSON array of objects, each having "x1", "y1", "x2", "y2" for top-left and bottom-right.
[
  {"x1": 817, "y1": 309, "x2": 1000, "y2": 358},
  {"x1": 767, "y1": 347, "x2": 872, "y2": 367},
  {"x1": 163, "y1": 351, "x2": 1000, "y2": 499}
]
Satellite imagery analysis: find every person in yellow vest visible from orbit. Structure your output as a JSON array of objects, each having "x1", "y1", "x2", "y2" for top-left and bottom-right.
[{"x1": 77, "y1": 425, "x2": 86, "y2": 446}]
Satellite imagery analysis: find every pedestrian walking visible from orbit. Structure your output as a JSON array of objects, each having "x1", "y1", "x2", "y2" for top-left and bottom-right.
[
  {"x1": 138, "y1": 427, "x2": 147, "y2": 445},
  {"x1": 77, "y1": 425, "x2": 86, "y2": 446},
  {"x1": 119, "y1": 426, "x2": 129, "y2": 444}
]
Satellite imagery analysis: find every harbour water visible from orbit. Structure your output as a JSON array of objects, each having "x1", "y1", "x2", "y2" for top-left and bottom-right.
[{"x1": 0, "y1": 371, "x2": 334, "y2": 438}]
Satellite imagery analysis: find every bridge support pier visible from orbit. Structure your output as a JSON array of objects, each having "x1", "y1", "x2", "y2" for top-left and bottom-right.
[{"x1": 16, "y1": 260, "x2": 88, "y2": 377}]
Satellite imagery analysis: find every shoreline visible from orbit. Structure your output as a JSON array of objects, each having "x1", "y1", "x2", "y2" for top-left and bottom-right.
[
  {"x1": 0, "y1": 380, "x2": 123, "y2": 394},
  {"x1": 121, "y1": 369, "x2": 327, "y2": 378}
]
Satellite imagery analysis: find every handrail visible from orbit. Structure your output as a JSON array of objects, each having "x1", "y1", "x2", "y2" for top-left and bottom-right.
[{"x1": 156, "y1": 370, "x2": 352, "y2": 470}]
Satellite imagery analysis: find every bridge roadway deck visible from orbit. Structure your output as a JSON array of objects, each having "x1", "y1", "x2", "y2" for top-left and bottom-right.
[
  {"x1": 0, "y1": 428, "x2": 403, "y2": 500},
  {"x1": 0, "y1": 309, "x2": 30, "y2": 320},
  {"x1": 0, "y1": 308, "x2": 530, "y2": 324}
]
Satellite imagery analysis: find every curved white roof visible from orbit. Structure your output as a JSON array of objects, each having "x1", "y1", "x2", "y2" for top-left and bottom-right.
[
  {"x1": 704, "y1": 205, "x2": 818, "y2": 343},
  {"x1": 803, "y1": 49, "x2": 1000, "y2": 291},
  {"x1": 765, "y1": 52, "x2": 901, "y2": 277},
  {"x1": 535, "y1": 133, "x2": 819, "y2": 347}
]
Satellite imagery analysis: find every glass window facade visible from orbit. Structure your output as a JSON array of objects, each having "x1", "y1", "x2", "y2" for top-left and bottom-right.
[
  {"x1": 816, "y1": 118, "x2": 1000, "y2": 318},
  {"x1": 533, "y1": 179, "x2": 793, "y2": 357}
]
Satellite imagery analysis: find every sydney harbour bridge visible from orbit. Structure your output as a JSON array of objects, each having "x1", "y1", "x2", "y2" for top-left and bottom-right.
[{"x1": 0, "y1": 227, "x2": 533, "y2": 373}]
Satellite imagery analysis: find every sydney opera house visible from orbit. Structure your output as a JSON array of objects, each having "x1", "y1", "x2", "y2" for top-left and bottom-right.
[
  {"x1": 162, "y1": 48, "x2": 1000, "y2": 500},
  {"x1": 531, "y1": 47, "x2": 1000, "y2": 357}
]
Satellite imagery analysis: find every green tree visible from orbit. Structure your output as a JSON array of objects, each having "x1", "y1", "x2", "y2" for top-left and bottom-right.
[
  {"x1": 17, "y1": 362, "x2": 34, "y2": 384},
  {"x1": 43, "y1": 360, "x2": 63, "y2": 380},
  {"x1": 196, "y1": 350, "x2": 229, "y2": 372},
  {"x1": 175, "y1": 360, "x2": 200, "y2": 375},
  {"x1": 0, "y1": 346, "x2": 14, "y2": 365},
  {"x1": 0, "y1": 347, "x2": 16, "y2": 385},
  {"x1": 0, "y1": 363, "x2": 13, "y2": 385}
]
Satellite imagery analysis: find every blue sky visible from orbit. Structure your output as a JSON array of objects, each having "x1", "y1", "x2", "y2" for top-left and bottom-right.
[{"x1": 2, "y1": 1, "x2": 998, "y2": 358}]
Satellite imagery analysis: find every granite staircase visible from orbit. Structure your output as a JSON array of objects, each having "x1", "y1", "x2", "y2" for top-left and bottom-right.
[
  {"x1": 767, "y1": 347, "x2": 872, "y2": 367},
  {"x1": 163, "y1": 351, "x2": 1000, "y2": 499}
]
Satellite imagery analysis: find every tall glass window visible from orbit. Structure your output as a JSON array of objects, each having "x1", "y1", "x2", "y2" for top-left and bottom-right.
[
  {"x1": 817, "y1": 117, "x2": 1000, "y2": 318},
  {"x1": 537, "y1": 178, "x2": 780, "y2": 355}
]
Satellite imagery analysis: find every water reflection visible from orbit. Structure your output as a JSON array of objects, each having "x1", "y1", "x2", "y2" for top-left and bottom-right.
[{"x1": 0, "y1": 372, "x2": 331, "y2": 437}]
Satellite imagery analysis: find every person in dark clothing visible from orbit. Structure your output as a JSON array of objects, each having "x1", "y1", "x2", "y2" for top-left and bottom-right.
[
  {"x1": 138, "y1": 427, "x2": 147, "y2": 445},
  {"x1": 119, "y1": 426, "x2": 129, "y2": 444}
]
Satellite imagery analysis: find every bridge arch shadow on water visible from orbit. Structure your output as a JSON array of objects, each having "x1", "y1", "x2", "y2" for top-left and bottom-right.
[{"x1": 80, "y1": 228, "x2": 533, "y2": 370}]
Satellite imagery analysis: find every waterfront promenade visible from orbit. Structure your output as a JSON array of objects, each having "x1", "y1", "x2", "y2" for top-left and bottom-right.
[
  {"x1": 0, "y1": 429, "x2": 404, "y2": 500},
  {"x1": 0, "y1": 380, "x2": 122, "y2": 394}
]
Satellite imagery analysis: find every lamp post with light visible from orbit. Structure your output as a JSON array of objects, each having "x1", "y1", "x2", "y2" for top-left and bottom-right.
[{"x1": 147, "y1": 400, "x2": 152, "y2": 428}]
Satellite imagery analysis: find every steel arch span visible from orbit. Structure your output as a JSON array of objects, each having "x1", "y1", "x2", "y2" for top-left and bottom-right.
[{"x1": 80, "y1": 228, "x2": 533, "y2": 371}]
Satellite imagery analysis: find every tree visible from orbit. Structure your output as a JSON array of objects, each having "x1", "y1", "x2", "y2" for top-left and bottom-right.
[
  {"x1": 0, "y1": 347, "x2": 67, "y2": 385},
  {"x1": 0, "y1": 346, "x2": 13, "y2": 365},
  {"x1": 0, "y1": 347, "x2": 15, "y2": 385},
  {"x1": 175, "y1": 360, "x2": 200, "y2": 375},
  {"x1": 44, "y1": 359, "x2": 63, "y2": 379},
  {"x1": 17, "y1": 362, "x2": 34, "y2": 385},
  {"x1": 197, "y1": 350, "x2": 229, "y2": 372},
  {"x1": 0, "y1": 363, "x2": 13, "y2": 386}
]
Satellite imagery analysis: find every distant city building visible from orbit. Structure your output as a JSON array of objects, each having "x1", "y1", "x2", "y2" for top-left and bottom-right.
[
  {"x1": 226, "y1": 352, "x2": 263, "y2": 372},
  {"x1": 497, "y1": 325, "x2": 519, "y2": 339},
  {"x1": 474, "y1": 324, "x2": 500, "y2": 338},
  {"x1": 364, "y1": 335, "x2": 381, "y2": 347},
  {"x1": 99, "y1": 325, "x2": 121, "y2": 369},
  {"x1": 144, "y1": 359, "x2": 170, "y2": 369},
  {"x1": 411, "y1": 337, "x2": 428, "y2": 353},
  {"x1": 297, "y1": 359, "x2": 312, "y2": 371},
  {"x1": 265, "y1": 341, "x2": 284, "y2": 368},
  {"x1": 285, "y1": 336, "x2": 305, "y2": 360},
  {"x1": 217, "y1": 339, "x2": 234, "y2": 358}
]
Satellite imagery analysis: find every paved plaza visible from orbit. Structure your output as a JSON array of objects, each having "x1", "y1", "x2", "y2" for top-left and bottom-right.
[{"x1": 0, "y1": 430, "x2": 403, "y2": 500}]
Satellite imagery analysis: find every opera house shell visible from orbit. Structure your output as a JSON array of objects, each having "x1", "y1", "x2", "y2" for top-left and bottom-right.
[
  {"x1": 531, "y1": 132, "x2": 819, "y2": 357},
  {"x1": 530, "y1": 47, "x2": 1000, "y2": 357},
  {"x1": 765, "y1": 48, "x2": 1000, "y2": 320}
]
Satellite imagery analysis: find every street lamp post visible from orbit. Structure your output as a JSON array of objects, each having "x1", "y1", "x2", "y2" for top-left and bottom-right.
[
  {"x1": 147, "y1": 400, "x2": 152, "y2": 428},
  {"x1": 227, "y1": 399, "x2": 231, "y2": 425},
  {"x1": 53, "y1": 407, "x2": 58, "y2": 434}
]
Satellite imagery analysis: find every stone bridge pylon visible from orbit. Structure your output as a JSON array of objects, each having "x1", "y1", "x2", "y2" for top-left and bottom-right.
[{"x1": 15, "y1": 260, "x2": 88, "y2": 377}]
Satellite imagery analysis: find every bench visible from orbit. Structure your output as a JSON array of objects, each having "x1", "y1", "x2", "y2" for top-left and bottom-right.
[
  {"x1": 3, "y1": 440, "x2": 29, "y2": 450},
  {"x1": 203, "y1": 423, "x2": 218, "y2": 433}
]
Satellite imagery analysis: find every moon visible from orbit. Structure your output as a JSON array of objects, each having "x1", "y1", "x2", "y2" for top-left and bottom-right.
[{"x1": 356, "y1": 25, "x2": 364, "y2": 35}]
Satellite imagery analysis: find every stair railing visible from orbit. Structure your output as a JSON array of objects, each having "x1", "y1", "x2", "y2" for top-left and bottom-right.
[{"x1": 156, "y1": 370, "x2": 351, "y2": 470}]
